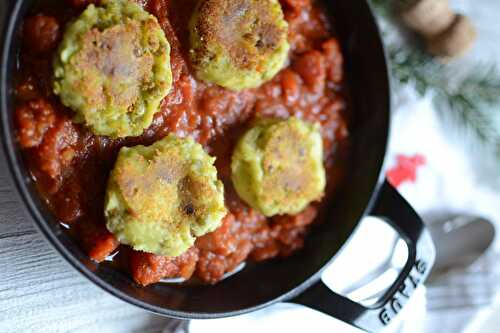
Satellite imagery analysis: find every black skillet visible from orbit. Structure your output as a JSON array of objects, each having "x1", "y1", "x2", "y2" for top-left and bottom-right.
[{"x1": 0, "y1": 0, "x2": 435, "y2": 332}]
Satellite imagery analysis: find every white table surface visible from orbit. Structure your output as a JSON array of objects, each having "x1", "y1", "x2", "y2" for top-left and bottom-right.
[{"x1": 0, "y1": 152, "x2": 173, "y2": 333}]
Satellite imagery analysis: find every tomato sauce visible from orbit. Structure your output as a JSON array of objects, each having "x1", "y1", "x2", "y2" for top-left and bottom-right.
[{"x1": 15, "y1": 0, "x2": 349, "y2": 285}]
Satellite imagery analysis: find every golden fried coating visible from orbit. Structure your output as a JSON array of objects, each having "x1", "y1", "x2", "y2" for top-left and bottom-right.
[
  {"x1": 53, "y1": 0, "x2": 172, "y2": 138},
  {"x1": 189, "y1": 0, "x2": 289, "y2": 90},
  {"x1": 231, "y1": 117, "x2": 326, "y2": 216},
  {"x1": 105, "y1": 135, "x2": 227, "y2": 257}
]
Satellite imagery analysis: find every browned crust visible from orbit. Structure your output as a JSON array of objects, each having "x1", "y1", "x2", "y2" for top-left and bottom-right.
[
  {"x1": 73, "y1": 19, "x2": 156, "y2": 109},
  {"x1": 115, "y1": 148, "x2": 215, "y2": 220},
  {"x1": 194, "y1": 0, "x2": 285, "y2": 70},
  {"x1": 261, "y1": 125, "x2": 313, "y2": 200}
]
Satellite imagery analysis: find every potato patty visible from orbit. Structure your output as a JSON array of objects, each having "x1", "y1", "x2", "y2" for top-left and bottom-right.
[
  {"x1": 105, "y1": 135, "x2": 227, "y2": 257},
  {"x1": 53, "y1": 0, "x2": 172, "y2": 138},
  {"x1": 189, "y1": 0, "x2": 289, "y2": 91},
  {"x1": 231, "y1": 117, "x2": 326, "y2": 216}
]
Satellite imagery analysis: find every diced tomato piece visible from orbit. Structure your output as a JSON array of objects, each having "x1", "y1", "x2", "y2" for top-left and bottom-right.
[{"x1": 129, "y1": 248, "x2": 199, "y2": 286}]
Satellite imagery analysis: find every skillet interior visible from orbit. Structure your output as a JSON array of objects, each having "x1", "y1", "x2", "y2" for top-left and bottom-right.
[{"x1": 0, "y1": 0, "x2": 389, "y2": 318}]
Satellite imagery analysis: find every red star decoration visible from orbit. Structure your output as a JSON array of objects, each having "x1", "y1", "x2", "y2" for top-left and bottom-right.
[{"x1": 386, "y1": 154, "x2": 426, "y2": 188}]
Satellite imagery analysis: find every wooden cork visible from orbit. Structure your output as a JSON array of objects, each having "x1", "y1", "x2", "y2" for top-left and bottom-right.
[
  {"x1": 400, "y1": 0, "x2": 477, "y2": 60},
  {"x1": 401, "y1": 0, "x2": 456, "y2": 38},
  {"x1": 427, "y1": 14, "x2": 477, "y2": 60}
]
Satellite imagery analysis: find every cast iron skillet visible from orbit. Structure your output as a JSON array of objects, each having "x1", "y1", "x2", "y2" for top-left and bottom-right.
[{"x1": 0, "y1": 0, "x2": 435, "y2": 332}]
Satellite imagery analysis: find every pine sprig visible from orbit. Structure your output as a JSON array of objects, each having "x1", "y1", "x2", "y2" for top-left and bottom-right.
[
  {"x1": 388, "y1": 43, "x2": 500, "y2": 143},
  {"x1": 370, "y1": 0, "x2": 393, "y2": 18},
  {"x1": 370, "y1": 0, "x2": 412, "y2": 19},
  {"x1": 370, "y1": 0, "x2": 500, "y2": 146},
  {"x1": 387, "y1": 44, "x2": 443, "y2": 96},
  {"x1": 436, "y1": 66, "x2": 500, "y2": 143},
  {"x1": 451, "y1": 65, "x2": 500, "y2": 106}
]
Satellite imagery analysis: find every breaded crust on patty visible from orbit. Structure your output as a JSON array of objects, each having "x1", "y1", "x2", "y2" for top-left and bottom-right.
[
  {"x1": 53, "y1": 0, "x2": 172, "y2": 138},
  {"x1": 231, "y1": 117, "x2": 326, "y2": 216},
  {"x1": 105, "y1": 134, "x2": 227, "y2": 257},
  {"x1": 189, "y1": 0, "x2": 289, "y2": 91}
]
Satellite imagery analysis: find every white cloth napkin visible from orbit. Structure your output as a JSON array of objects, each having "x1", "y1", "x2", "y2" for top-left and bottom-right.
[{"x1": 185, "y1": 290, "x2": 425, "y2": 333}]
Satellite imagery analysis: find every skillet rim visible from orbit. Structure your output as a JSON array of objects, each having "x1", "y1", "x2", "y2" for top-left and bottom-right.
[{"x1": 0, "y1": 0, "x2": 390, "y2": 319}]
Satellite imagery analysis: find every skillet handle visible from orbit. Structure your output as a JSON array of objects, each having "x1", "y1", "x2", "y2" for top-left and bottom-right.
[{"x1": 291, "y1": 180, "x2": 436, "y2": 333}]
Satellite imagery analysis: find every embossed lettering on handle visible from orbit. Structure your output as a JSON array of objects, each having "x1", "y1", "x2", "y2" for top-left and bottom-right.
[
  {"x1": 292, "y1": 181, "x2": 436, "y2": 333},
  {"x1": 378, "y1": 259, "x2": 428, "y2": 326}
]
